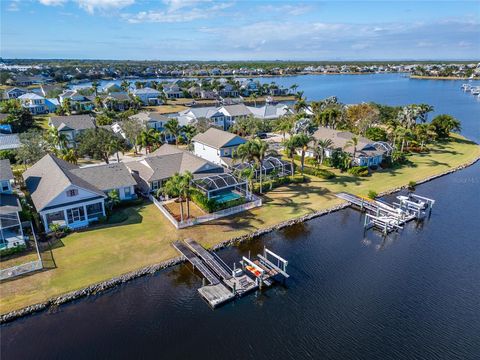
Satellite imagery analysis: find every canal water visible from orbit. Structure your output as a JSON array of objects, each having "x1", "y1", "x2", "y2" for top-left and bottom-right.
[{"x1": 2, "y1": 75, "x2": 479, "y2": 360}]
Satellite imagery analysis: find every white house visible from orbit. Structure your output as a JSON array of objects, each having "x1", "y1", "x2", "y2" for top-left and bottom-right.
[
  {"x1": 131, "y1": 87, "x2": 161, "y2": 105},
  {"x1": 247, "y1": 103, "x2": 293, "y2": 120},
  {"x1": 18, "y1": 92, "x2": 48, "y2": 115},
  {"x1": 163, "y1": 84, "x2": 183, "y2": 99},
  {"x1": 218, "y1": 104, "x2": 252, "y2": 128},
  {"x1": 23, "y1": 155, "x2": 137, "y2": 232},
  {"x1": 192, "y1": 128, "x2": 246, "y2": 167},
  {"x1": 178, "y1": 107, "x2": 227, "y2": 129}
]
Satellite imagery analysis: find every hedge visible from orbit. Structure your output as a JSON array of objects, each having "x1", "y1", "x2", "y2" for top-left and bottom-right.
[
  {"x1": 302, "y1": 166, "x2": 336, "y2": 179},
  {"x1": 348, "y1": 166, "x2": 369, "y2": 177},
  {"x1": 0, "y1": 245, "x2": 27, "y2": 258},
  {"x1": 190, "y1": 189, "x2": 246, "y2": 213},
  {"x1": 253, "y1": 175, "x2": 307, "y2": 193}
]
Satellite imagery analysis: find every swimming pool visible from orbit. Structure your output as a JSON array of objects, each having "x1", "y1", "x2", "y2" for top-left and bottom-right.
[{"x1": 212, "y1": 191, "x2": 242, "y2": 203}]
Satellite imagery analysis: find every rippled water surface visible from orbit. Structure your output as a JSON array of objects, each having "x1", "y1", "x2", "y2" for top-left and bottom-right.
[{"x1": 2, "y1": 74, "x2": 479, "y2": 360}]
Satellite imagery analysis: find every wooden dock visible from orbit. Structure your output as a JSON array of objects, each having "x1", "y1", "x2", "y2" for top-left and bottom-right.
[{"x1": 185, "y1": 239, "x2": 232, "y2": 280}]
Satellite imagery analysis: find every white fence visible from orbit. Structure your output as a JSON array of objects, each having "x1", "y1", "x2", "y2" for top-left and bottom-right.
[
  {"x1": 149, "y1": 195, "x2": 262, "y2": 229},
  {"x1": 0, "y1": 260, "x2": 43, "y2": 281}
]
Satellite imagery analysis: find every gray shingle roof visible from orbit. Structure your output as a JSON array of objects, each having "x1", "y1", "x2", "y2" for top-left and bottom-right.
[
  {"x1": 50, "y1": 115, "x2": 96, "y2": 131},
  {"x1": 0, "y1": 159, "x2": 14, "y2": 180},
  {"x1": 71, "y1": 163, "x2": 137, "y2": 192},
  {"x1": 220, "y1": 104, "x2": 252, "y2": 117},
  {"x1": 312, "y1": 127, "x2": 374, "y2": 155},
  {"x1": 0, "y1": 133, "x2": 21, "y2": 150},
  {"x1": 23, "y1": 154, "x2": 106, "y2": 212},
  {"x1": 192, "y1": 128, "x2": 246, "y2": 149}
]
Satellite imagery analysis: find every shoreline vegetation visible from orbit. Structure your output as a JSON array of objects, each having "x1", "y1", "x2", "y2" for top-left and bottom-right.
[
  {"x1": 409, "y1": 75, "x2": 475, "y2": 80},
  {"x1": 1, "y1": 134, "x2": 479, "y2": 323}
]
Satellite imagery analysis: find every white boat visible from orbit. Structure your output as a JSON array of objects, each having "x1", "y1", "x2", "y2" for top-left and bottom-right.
[
  {"x1": 461, "y1": 83, "x2": 472, "y2": 92},
  {"x1": 470, "y1": 86, "x2": 480, "y2": 95}
]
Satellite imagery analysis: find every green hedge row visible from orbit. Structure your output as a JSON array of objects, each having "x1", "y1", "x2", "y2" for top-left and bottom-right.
[
  {"x1": 190, "y1": 190, "x2": 246, "y2": 213},
  {"x1": 302, "y1": 166, "x2": 336, "y2": 179},
  {"x1": 0, "y1": 244, "x2": 27, "y2": 257},
  {"x1": 253, "y1": 174, "x2": 307, "y2": 193},
  {"x1": 347, "y1": 166, "x2": 369, "y2": 177}
]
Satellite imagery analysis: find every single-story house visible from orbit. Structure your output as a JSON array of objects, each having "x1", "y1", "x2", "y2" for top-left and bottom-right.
[
  {"x1": 131, "y1": 87, "x2": 161, "y2": 105},
  {"x1": 309, "y1": 127, "x2": 392, "y2": 166},
  {"x1": 49, "y1": 115, "x2": 96, "y2": 148},
  {"x1": 192, "y1": 127, "x2": 247, "y2": 167},
  {"x1": 23, "y1": 154, "x2": 137, "y2": 232},
  {"x1": 0, "y1": 159, "x2": 25, "y2": 249},
  {"x1": 126, "y1": 144, "x2": 224, "y2": 194}
]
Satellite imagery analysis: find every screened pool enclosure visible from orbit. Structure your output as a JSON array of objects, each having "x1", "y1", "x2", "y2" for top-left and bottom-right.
[
  {"x1": 231, "y1": 156, "x2": 293, "y2": 179},
  {"x1": 193, "y1": 173, "x2": 249, "y2": 201}
]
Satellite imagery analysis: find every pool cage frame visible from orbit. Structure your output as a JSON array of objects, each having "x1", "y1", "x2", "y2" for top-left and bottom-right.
[
  {"x1": 232, "y1": 156, "x2": 293, "y2": 180},
  {"x1": 193, "y1": 173, "x2": 249, "y2": 200}
]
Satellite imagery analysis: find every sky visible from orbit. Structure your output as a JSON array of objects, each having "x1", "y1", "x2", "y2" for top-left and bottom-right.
[{"x1": 1, "y1": 0, "x2": 479, "y2": 60}]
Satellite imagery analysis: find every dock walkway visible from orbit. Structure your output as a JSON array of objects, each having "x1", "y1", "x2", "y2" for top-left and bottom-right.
[
  {"x1": 185, "y1": 239, "x2": 232, "y2": 280},
  {"x1": 172, "y1": 241, "x2": 220, "y2": 285}
]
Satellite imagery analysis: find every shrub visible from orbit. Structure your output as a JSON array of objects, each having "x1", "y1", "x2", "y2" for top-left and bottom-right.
[
  {"x1": 253, "y1": 174, "x2": 307, "y2": 193},
  {"x1": 348, "y1": 166, "x2": 369, "y2": 177},
  {"x1": 0, "y1": 245, "x2": 27, "y2": 257},
  {"x1": 365, "y1": 127, "x2": 388, "y2": 141},
  {"x1": 367, "y1": 190, "x2": 378, "y2": 199},
  {"x1": 305, "y1": 158, "x2": 317, "y2": 166},
  {"x1": 408, "y1": 181, "x2": 416, "y2": 190},
  {"x1": 190, "y1": 189, "x2": 218, "y2": 213},
  {"x1": 302, "y1": 166, "x2": 336, "y2": 179}
]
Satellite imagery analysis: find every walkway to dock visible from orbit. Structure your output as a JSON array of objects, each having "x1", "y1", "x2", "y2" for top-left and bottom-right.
[
  {"x1": 185, "y1": 239, "x2": 232, "y2": 280},
  {"x1": 172, "y1": 241, "x2": 220, "y2": 285}
]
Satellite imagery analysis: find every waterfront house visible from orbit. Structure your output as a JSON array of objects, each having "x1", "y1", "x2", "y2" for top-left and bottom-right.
[
  {"x1": 23, "y1": 154, "x2": 137, "y2": 232},
  {"x1": 192, "y1": 128, "x2": 247, "y2": 167},
  {"x1": 103, "y1": 83, "x2": 123, "y2": 93},
  {"x1": 247, "y1": 103, "x2": 293, "y2": 120},
  {"x1": 131, "y1": 87, "x2": 161, "y2": 105},
  {"x1": 18, "y1": 92, "x2": 48, "y2": 115},
  {"x1": 163, "y1": 84, "x2": 183, "y2": 99},
  {"x1": 49, "y1": 114, "x2": 96, "y2": 148},
  {"x1": 218, "y1": 104, "x2": 252, "y2": 128},
  {"x1": 217, "y1": 84, "x2": 239, "y2": 98},
  {"x1": 59, "y1": 90, "x2": 95, "y2": 111},
  {"x1": 309, "y1": 127, "x2": 392, "y2": 166},
  {"x1": 0, "y1": 159, "x2": 25, "y2": 249},
  {"x1": 126, "y1": 144, "x2": 223, "y2": 194}
]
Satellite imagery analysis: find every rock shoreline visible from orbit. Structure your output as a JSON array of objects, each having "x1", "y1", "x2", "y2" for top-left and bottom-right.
[{"x1": 1, "y1": 155, "x2": 479, "y2": 324}]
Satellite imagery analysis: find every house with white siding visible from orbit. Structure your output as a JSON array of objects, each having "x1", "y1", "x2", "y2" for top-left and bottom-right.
[
  {"x1": 131, "y1": 87, "x2": 161, "y2": 105},
  {"x1": 18, "y1": 92, "x2": 48, "y2": 115},
  {"x1": 192, "y1": 128, "x2": 246, "y2": 167}
]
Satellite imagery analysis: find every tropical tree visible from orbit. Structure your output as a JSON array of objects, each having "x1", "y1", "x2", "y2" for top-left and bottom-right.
[
  {"x1": 414, "y1": 123, "x2": 437, "y2": 150},
  {"x1": 430, "y1": 114, "x2": 461, "y2": 138},
  {"x1": 314, "y1": 138, "x2": 333, "y2": 166},
  {"x1": 109, "y1": 136, "x2": 127, "y2": 162},
  {"x1": 236, "y1": 138, "x2": 269, "y2": 193},
  {"x1": 289, "y1": 84, "x2": 298, "y2": 94},
  {"x1": 91, "y1": 81, "x2": 99, "y2": 97},
  {"x1": 62, "y1": 98, "x2": 71, "y2": 115},
  {"x1": 282, "y1": 137, "x2": 297, "y2": 178},
  {"x1": 121, "y1": 118, "x2": 143, "y2": 154},
  {"x1": 238, "y1": 167, "x2": 255, "y2": 198},
  {"x1": 294, "y1": 98, "x2": 308, "y2": 113},
  {"x1": 180, "y1": 171, "x2": 193, "y2": 219},
  {"x1": 77, "y1": 128, "x2": 125, "y2": 164},
  {"x1": 121, "y1": 80, "x2": 130, "y2": 92},
  {"x1": 45, "y1": 126, "x2": 68, "y2": 154},
  {"x1": 292, "y1": 133, "x2": 312, "y2": 175},
  {"x1": 160, "y1": 173, "x2": 184, "y2": 221},
  {"x1": 395, "y1": 126, "x2": 412, "y2": 152},
  {"x1": 107, "y1": 189, "x2": 120, "y2": 211},
  {"x1": 251, "y1": 93, "x2": 258, "y2": 107},
  {"x1": 182, "y1": 124, "x2": 197, "y2": 149},
  {"x1": 61, "y1": 148, "x2": 78, "y2": 164},
  {"x1": 344, "y1": 135, "x2": 359, "y2": 161},
  {"x1": 16, "y1": 130, "x2": 47, "y2": 168},
  {"x1": 275, "y1": 115, "x2": 295, "y2": 139},
  {"x1": 164, "y1": 118, "x2": 182, "y2": 146}
]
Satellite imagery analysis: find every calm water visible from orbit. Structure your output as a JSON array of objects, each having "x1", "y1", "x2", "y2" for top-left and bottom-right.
[{"x1": 2, "y1": 74, "x2": 479, "y2": 360}]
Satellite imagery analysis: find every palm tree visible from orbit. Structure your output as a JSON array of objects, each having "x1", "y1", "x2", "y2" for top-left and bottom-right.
[
  {"x1": 137, "y1": 128, "x2": 159, "y2": 154},
  {"x1": 275, "y1": 115, "x2": 294, "y2": 140},
  {"x1": 180, "y1": 171, "x2": 193, "y2": 219},
  {"x1": 182, "y1": 124, "x2": 197, "y2": 150},
  {"x1": 295, "y1": 91, "x2": 304, "y2": 100},
  {"x1": 290, "y1": 84, "x2": 298, "y2": 94},
  {"x1": 238, "y1": 167, "x2": 255, "y2": 198},
  {"x1": 294, "y1": 98, "x2": 308, "y2": 113},
  {"x1": 121, "y1": 80, "x2": 130, "y2": 92},
  {"x1": 107, "y1": 190, "x2": 120, "y2": 211},
  {"x1": 344, "y1": 135, "x2": 359, "y2": 162},
  {"x1": 62, "y1": 98, "x2": 71, "y2": 115},
  {"x1": 160, "y1": 173, "x2": 184, "y2": 221},
  {"x1": 251, "y1": 93, "x2": 258, "y2": 107},
  {"x1": 45, "y1": 127, "x2": 68, "y2": 154},
  {"x1": 395, "y1": 126, "x2": 412, "y2": 153},
  {"x1": 61, "y1": 148, "x2": 78, "y2": 164},
  {"x1": 109, "y1": 137, "x2": 125, "y2": 162},
  {"x1": 236, "y1": 138, "x2": 269, "y2": 193},
  {"x1": 314, "y1": 138, "x2": 333, "y2": 166},
  {"x1": 292, "y1": 133, "x2": 312, "y2": 175},
  {"x1": 282, "y1": 137, "x2": 297, "y2": 178},
  {"x1": 164, "y1": 118, "x2": 182, "y2": 146},
  {"x1": 91, "y1": 81, "x2": 99, "y2": 97}
]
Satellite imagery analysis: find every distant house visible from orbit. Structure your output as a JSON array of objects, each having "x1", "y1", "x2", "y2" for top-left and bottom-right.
[
  {"x1": 102, "y1": 92, "x2": 132, "y2": 111},
  {"x1": 37, "y1": 84, "x2": 63, "y2": 98},
  {"x1": 247, "y1": 103, "x2": 293, "y2": 120},
  {"x1": 59, "y1": 90, "x2": 94, "y2": 111},
  {"x1": 45, "y1": 98, "x2": 60, "y2": 113},
  {"x1": 178, "y1": 107, "x2": 227, "y2": 130},
  {"x1": 14, "y1": 75, "x2": 34, "y2": 87},
  {"x1": 18, "y1": 92, "x2": 48, "y2": 115},
  {"x1": 218, "y1": 104, "x2": 252, "y2": 127},
  {"x1": 217, "y1": 83, "x2": 239, "y2": 98},
  {"x1": 126, "y1": 144, "x2": 223, "y2": 194},
  {"x1": 0, "y1": 159, "x2": 25, "y2": 249},
  {"x1": 131, "y1": 87, "x2": 161, "y2": 105},
  {"x1": 309, "y1": 127, "x2": 393, "y2": 167},
  {"x1": 3, "y1": 87, "x2": 27, "y2": 99},
  {"x1": 192, "y1": 127, "x2": 247, "y2": 167},
  {"x1": 103, "y1": 82, "x2": 123, "y2": 93},
  {"x1": 49, "y1": 114, "x2": 96, "y2": 147},
  {"x1": 23, "y1": 154, "x2": 137, "y2": 232},
  {"x1": 163, "y1": 84, "x2": 183, "y2": 99}
]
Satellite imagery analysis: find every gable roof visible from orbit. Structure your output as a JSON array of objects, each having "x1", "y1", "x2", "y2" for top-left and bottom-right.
[
  {"x1": 129, "y1": 112, "x2": 170, "y2": 125},
  {"x1": 192, "y1": 128, "x2": 246, "y2": 149},
  {"x1": 0, "y1": 133, "x2": 21, "y2": 151},
  {"x1": 219, "y1": 104, "x2": 252, "y2": 117},
  {"x1": 71, "y1": 163, "x2": 137, "y2": 191},
  {"x1": 18, "y1": 92, "x2": 45, "y2": 100},
  {"x1": 50, "y1": 115, "x2": 96, "y2": 131},
  {"x1": 23, "y1": 154, "x2": 106, "y2": 211},
  {"x1": 312, "y1": 127, "x2": 373, "y2": 154},
  {"x1": 132, "y1": 87, "x2": 160, "y2": 95},
  {"x1": 0, "y1": 159, "x2": 14, "y2": 180}
]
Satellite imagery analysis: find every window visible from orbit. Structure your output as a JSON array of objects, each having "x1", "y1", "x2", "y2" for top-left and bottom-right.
[
  {"x1": 151, "y1": 181, "x2": 159, "y2": 191},
  {"x1": 66, "y1": 189, "x2": 78, "y2": 197},
  {"x1": 124, "y1": 186, "x2": 131, "y2": 197},
  {"x1": 66, "y1": 207, "x2": 85, "y2": 224},
  {"x1": 86, "y1": 203, "x2": 103, "y2": 218},
  {"x1": 1, "y1": 181, "x2": 10, "y2": 192}
]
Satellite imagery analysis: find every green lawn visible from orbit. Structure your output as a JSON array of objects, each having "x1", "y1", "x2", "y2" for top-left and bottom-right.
[{"x1": 1, "y1": 134, "x2": 478, "y2": 314}]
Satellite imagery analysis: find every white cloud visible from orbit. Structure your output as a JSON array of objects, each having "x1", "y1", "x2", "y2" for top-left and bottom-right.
[
  {"x1": 122, "y1": 1, "x2": 232, "y2": 23},
  {"x1": 258, "y1": 4, "x2": 311, "y2": 16},
  {"x1": 38, "y1": 0, "x2": 135, "y2": 13}
]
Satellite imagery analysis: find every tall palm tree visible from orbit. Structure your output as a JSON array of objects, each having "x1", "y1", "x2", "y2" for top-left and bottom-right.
[
  {"x1": 62, "y1": 98, "x2": 71, "y2": 115},
  {"x1": 121, "y1": 80, "x2": 130, "y2": 92},
  {"x1": 109, "y1": 136, "x2": 125, "y2": 162},
  {"x1": 294, "y1": 98, "x2": 308, "y2": 113},
  {"x1": 395, "y1": 127, "x2": 412, "y2": 153},
  {"x1": 236, "y1": 138, "x2": 269, "y2": 193},
  {"x1": 344, "y1": 135, "x2": 359, "y2": 162},
  {"x1": 275, "y1": 115, "x2": 294, "y2": 140},
  {"x1": 282, "y1": 137, "x2": 297, "y2": 178},
  {"x1": 160, "y1": 173, "x2": 184, "y2": 221},
  {"x1": 164, "y1": 118, "x2": 182, "y2": 146},
  {"x1": 314, "y1": 138, "x2": 333, "y2": 166},
  {"x1": 292, "y1": 133, "x2": 312, "y2": 175},
  {"x1": 61, "y1": 148, "x2": 78, "y2": 164},
  {"x1": 182, "y1": 124, "x2": 197, "y2": 150},
  {"x1": 91, "y1": 81, "x2": 99, "y2": 97},
  {"x1": 180, "y1": 171, "x2": 193, "y2": 219}
]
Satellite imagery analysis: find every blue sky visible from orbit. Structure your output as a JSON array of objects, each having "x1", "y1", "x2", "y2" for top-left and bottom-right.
[{"x1": 1, "y1": 0, "x2": 479, "y2": 60}]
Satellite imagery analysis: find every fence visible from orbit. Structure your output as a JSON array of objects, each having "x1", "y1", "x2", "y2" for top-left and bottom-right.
[
  {"x1": 149, "y1": 195, "x2": 262, "y2": 229},
  {"x1": 0, "y1": 224, "x2": 43, "y2": 281}
]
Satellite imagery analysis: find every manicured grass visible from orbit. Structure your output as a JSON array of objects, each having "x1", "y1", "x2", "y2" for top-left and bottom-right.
[
  {"x1": 0, "y1": 135, "x2": 478, "y2": 314},
  {"x1": 144, "y1": 104, "x2": 188, "y2": 114}
]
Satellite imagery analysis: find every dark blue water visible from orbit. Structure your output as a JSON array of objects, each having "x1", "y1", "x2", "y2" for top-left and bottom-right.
[{"x1": 2, "y1": 75, "x2": 479, "y2": 360}]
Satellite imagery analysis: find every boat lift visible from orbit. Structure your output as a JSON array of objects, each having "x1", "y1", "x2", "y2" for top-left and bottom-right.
[{"x1": 394, "y1": 193, "x2": 435, "y2": 219}]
